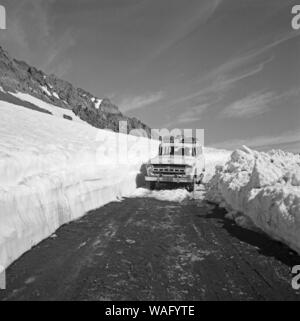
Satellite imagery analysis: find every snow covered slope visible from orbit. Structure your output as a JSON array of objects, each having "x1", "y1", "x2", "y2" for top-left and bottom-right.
[
  {"x1": 206, "y1": 146, "x2": 300, "y2": 254},
  {"x1": 0, "y1": 101, "x2": 158, "y2": 269},
  {"x1": 0, "y1": 45, "x2": 151, "y2": 135},
  {"x1": 10, "y1": 92, "x2": 84, "y2": 123}
]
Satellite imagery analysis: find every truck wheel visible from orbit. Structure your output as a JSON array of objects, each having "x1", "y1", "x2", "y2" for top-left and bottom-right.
[
  {"x1": 186, "y1": 182, "x2": 195, "y2": 192},
  {"x1": 148, "y1": 182, "x2": 156, "y2": 190}
]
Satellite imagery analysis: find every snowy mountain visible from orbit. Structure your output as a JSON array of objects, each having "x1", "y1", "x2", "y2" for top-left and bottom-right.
[{"x1": 0, "y1": 46, "x2": 150, "y2": 135}]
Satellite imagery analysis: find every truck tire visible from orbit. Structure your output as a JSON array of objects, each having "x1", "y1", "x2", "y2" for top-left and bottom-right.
[
  {"x1": 186, "y1": 180, "x2": 195, "y2": 192},
  {"x1": 148, "y1": 181, "x2": 156, "y2": 190}
]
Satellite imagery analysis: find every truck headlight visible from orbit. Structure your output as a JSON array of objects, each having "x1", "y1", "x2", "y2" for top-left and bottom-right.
[
  {"x1": 185, "y1": 166, "x2": 193, "y2": 175},
  {"x1": 147, "y1": 165, "x2": 154, "y2": 175}
]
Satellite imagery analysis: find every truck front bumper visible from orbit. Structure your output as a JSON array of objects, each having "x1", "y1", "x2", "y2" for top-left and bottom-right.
[{"x1": 145, "y1": 176, "x2": 194, "y2": 184}]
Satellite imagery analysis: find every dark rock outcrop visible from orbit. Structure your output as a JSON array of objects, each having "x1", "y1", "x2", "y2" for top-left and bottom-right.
[{"x1": 0, "y1": 46, "x2": 151, "y2": 136}]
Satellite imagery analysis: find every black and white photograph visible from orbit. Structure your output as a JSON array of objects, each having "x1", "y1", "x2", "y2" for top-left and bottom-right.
[{"x1": 0, "y1": 0, "x2": 299, "y2": 307}]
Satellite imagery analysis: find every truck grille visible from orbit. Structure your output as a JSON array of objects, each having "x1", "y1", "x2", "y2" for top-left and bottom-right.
[{"x1": 152, "y1": 165, "x2": 186, "y2": 175}]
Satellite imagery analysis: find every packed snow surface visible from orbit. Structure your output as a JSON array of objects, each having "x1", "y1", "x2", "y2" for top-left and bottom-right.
[
  {"x1": 10, "y1": 92, "x2": 84, "y2": 123},
  {"x1": 206, "y1": 146, "x2": 300, "y2": 253},
  {"x1": 130, "y1": 188, "x2": 192, "y2": 202},
  {"x1": 130, "y1": 187, "x2": 207, "y2": 202},
  {"x1": 0, "y1": 100, "x2": 158, "y2": 269}
]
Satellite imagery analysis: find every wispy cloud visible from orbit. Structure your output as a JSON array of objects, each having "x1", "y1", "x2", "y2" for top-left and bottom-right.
[
  {"x1": 40, "y1": 29, "x2": 76, "y2": 77},
  {"x1": 239, "y1": 29, "x2": 300, "y2": 64},
  {"x1": 164, "y1": 103, "x2": 209, "y2": 128},
  {"x1": 211, "y1": 128, "x2": 300, "y2": 152},
  {"x1": 220, "y1": 87, "x2": 300, "y2": 119},
  {"x1": 168, "y1": 28, "x2": 300, "y2": 111},
  {"x1": 119, "y1": 91, "x2": 164, "y2": 113},
  {"x1": 162, "y1": 28, "x2": 299, "y2": 125},
  {"x1": 209, "y1": 30, "x2": 300, "y2": 85},
  {"x1": 0, "y1": 0, "x2": 76, "y2": 77},
  {"x1": 165, "y1": 54, "x2": 274, "y2": 114},
  {"x1": 220, "y1": 91, "x2": 275, "y2": 119},
  {"x1": 162, "y1": 55, "x2": 275, "y2": 127},
  {"x1": 131, "y1": 0, "x2": 223, "y2": 72},
  {"x1": 149, "y1": 0, "x2": 222, "y2": 60}
]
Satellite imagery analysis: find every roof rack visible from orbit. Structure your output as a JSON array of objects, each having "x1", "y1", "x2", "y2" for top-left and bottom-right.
[{"x1": 159, "y1": 135, "x2": 200, "y2": 144}]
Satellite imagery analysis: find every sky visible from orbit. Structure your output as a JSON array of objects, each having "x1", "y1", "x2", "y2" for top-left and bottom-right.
[{"x1": 0, "y1": 0, "x2": 299, "y2": 152}]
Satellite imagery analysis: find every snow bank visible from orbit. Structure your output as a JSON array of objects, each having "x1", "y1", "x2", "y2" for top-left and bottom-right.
[
  {"x1": 0, "y1": 101, "x2": 159, "y2": 269},
  {"x1": 130, "y1": 186, "x2": 207, "y2": 202},
  {"x1": 203, "y1": 147, "x2": 232, "y2": 183},
  {"x1": 130, "y1": 188, "x2": 192, "y2": 202},
  {"x1": 10, "y1": 92, "x2": 83, "y2": 123},
  {"x1": 206, "y1": 146, "x2": 300, "y2": 253}
]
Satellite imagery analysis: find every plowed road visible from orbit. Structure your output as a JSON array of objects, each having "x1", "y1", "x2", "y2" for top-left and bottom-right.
[{"x1": 1, "y1": 194, "x2": 300, "y2": 301}]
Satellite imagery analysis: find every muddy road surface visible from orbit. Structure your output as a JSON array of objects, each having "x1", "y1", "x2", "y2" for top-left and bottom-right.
[{"x1": 1, "y1": 190, "x2": 300, "y2": 301}]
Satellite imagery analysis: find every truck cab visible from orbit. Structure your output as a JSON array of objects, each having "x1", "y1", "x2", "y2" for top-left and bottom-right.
[{"x1": 145, "y1": 136, "x2": 205, "y2": 191}]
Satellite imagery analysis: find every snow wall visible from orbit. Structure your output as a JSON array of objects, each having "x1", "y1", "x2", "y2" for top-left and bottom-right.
[
  {"x1": 206, "y1": 146, "x2": 300, "y2": 254},
  {"x1": 203, "y1": 147, "x2": 232, "y2": 183},
  {"x1": 0, "y1": 100, "x2": 159, "y2": 269}
]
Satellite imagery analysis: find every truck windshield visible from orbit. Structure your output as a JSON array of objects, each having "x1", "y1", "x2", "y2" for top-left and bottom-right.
[{"x1": 159, "y1": 145, "x2": 194, "y2": 156}]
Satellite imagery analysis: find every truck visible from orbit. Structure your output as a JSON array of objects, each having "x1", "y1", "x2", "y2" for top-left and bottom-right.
[{"x1": 145, "y1": 136, "x2": 205, "y2": 191}]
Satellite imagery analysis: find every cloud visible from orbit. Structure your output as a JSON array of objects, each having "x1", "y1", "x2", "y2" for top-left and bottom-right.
[
  {"x1": 130, "y1": 0, "x2": 223, "y2": 72},
  {"x1": 209, "y1": 30, "x2": 300, "y2": 84},
  {"x1": 0, "y1": 0, "x2": 75, "y2": 76},
  {"x1": 164, "y1": 103, "x2": 209, "y2": 128},
  {"x1": 1, "y1": 1, "x2": 51, "y2": 50},
  {"x1": 166, "y1": 38, "x2": 295, "y2": 123},
  {"x1": 164, "y1": 54, "x2": 274, "y2": 115},
  {"x1": 168, "y1": 28, "x2": 300, "y2": 113},
  {"x1": 119, "y1": 91, "x2": 164, "y2": 112},
  {"x1": 40, "y1": 29, "x2": 76, "y2": 77},
  {"x1": 220, "y1": 91, "x2": 275, "y2": 119},
  {"x1": 220, "y1": 87, "x2": 300, "y2": 119},
  {"x1": 162, "y1": 55, "x2": 274, "y2": 127},
  {"x1": 149, "y1": 0, "x2": 223, "y2": 60},
  {"x1": 240, "y1": 29, "x2": 300, "y2": 64},
  {"x1": 211, "y1": 128, "x2": 300, "y2": 152}
]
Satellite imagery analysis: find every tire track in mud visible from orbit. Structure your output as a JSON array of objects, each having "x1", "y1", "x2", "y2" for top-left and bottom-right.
[{"x1": 190, "y1": 204, "x2": 300, "y2": 300}]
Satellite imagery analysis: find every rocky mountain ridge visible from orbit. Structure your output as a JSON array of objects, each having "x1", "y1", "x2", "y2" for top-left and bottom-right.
[{"x1": 0, "y1": 46, "x2": 151, "y2": 135}]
